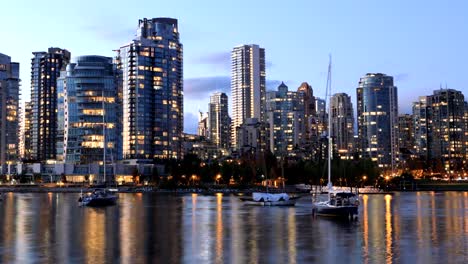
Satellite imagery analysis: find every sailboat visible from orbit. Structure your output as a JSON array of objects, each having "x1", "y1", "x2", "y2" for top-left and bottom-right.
[
  {"x1": 79, "y1": 90, "x2": 118, "y2": 206},
  {"x1": 312, "y1": 56, "x2": 359, "y2": 218},
  {"x1": 239, "y1": 156, "x2": 300, "y2": 206}
]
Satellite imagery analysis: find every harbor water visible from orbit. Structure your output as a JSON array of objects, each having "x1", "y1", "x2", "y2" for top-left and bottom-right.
[{"x1": 0, "y1": 192, "x2": 467, "y2": 263}]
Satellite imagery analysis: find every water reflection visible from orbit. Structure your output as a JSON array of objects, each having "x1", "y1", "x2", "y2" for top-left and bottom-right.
[{"x1": 0, "y1": 192, "x2": 467, "y2": 263}]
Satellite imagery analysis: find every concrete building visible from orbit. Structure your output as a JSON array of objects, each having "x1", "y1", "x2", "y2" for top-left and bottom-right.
[
  {"x1": 231, "y1": 44, "x2": 266, "y2": 148},
  {"x1": 116, "y1": 18, "x2": 183, "y2": 159},
  {"x1": 30, "y1": 48, "x2": 71, "y2": 161},
  {"x1": 265, "y1": 82, "x2": 305, "y2": 157},
  {"x1": 236, "y1": 118, "x2": 268, "y2": 156},
  {"x1": 0, "y1": 53, "x2": 20, "y2": 174},
  {"x1": 412, "y1": 96, "x2": 429, "y2": 159},
  {"x1": 197, "y1": 111, "x2": 209, "y2": 139},
  {"x1": 330, "y1": 93, "x2": 354, "y2": 159},
  {"x1": 356, "y1": 73, "x2": 399, "y2": 169}
]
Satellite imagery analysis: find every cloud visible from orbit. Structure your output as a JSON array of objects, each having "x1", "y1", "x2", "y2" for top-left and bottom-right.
[
  {"x1": 184, "y1": 112, "x2": 199, "y2": 134},
  {"x1": 184, "y1": 76, "x2": 231, "y2": 99}
]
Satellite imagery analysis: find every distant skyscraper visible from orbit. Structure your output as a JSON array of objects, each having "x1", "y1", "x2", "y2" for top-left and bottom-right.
[
  {"x1": 330, "y1": 93, "x2": 354, "y2": 159},
  {"x1": 198, "y1": 111, "x2": 209, "y2": 138},
  {"x1": 265, "y1": 82, "x2": 305, "y2": 156},
  {"x1": 116, "y1": 18, "x2": 183, "y2": 159},
  {"x1": 297, "y1": 82, "x2": 316, "y2": 147},
  {"x1": 19, "y1": 102, "x2": 33, "y2": 161},
  {"x1": 208, "y1": 92, "x2": 230, "y2": 149},
  {"x1": 0, "y1": 53, "x2": 20, "y2": 173},
  {"x1": 412, "y1": 96, "x2": 429, "y2": 159},
  {"x1": 231, "y1": 44, "x2": 266, "y2": 148},
  {"x1": 356, "y1": 73, "x2": 398, "y2": 169},
  {"x1": 398, "y1": 114, "x2": 415, "y2": 161},
  {"x1": 236, "y1": 118, "x2": 268, "y2": 155},
  {"x1": 57, "y1": 56, "x2": 119, "y2": 165},
  {"x1": 30, "y1": 48, "x2": 70, "y2": 161},
  {"x1": 315, "y1": 97, "x2": 327, "y2": 138},
  {"x1": 414, "y1": 89, "x2": 466, "y2": 173}
]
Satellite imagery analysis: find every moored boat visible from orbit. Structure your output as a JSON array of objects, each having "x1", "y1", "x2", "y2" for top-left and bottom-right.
[
  {"x1": 239, "y1": 192, "x2": 299, "y2": 206},
  {"x1": 79, "y1": 189, "x2": 118, "y2": 206}
]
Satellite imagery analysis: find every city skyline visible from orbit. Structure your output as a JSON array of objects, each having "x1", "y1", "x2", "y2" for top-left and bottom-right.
[{"x1": 1, "y1": 0, "x2": 468, "y2": 134}]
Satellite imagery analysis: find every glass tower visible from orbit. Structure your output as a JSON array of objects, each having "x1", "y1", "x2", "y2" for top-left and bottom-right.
[
  {"x1": 209, "y1": 92, "x2": 230, "y2": 150},
  {"x1": 356, "y1": 73, "x2": 399, "y2": 169},
  {"x1": 330, "y1": 93, "x2": 354, "y2": 159},
  {"x1": 231, "y1": 44, "x2": 266, "y2": 149},
  {"x1": 116, "y1": 18, "x2": 183, "y2": 159},
  {"x1": 57, "y1": 56, "x2": 118, "y2": 165},
  {"x1": 0, "y1": 53, "x2": 20, "y2": 173},
  {"x1": 30, "y1": 48, "x2": 70, "y2": 161},
  {"x1": 265, "y1": 82, "x2": 305, "y2": 156}
]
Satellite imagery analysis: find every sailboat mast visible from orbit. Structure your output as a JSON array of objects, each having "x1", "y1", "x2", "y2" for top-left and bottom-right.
[{"x1": 326, "y1": 55, "x2": 332, "y2": 190}]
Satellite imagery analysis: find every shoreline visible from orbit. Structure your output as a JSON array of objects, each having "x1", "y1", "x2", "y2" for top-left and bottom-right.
[{"x1": 1, "y1": 184, "x2": 468, "y2": 194}]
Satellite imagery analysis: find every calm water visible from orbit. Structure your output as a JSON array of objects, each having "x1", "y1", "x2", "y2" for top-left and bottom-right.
[{"x1": 0, "y1": 192, "x2": 467, "y2": 263}]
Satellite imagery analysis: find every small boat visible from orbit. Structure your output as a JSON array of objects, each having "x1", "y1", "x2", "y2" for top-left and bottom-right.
[
  {"x1": 79, "y1": 189, "x2": 118, "y2": 206},
  {"x1": 239, "y1": 192, "x2": 300, "y2": 206},
  {"x1": 312, "y1": 191, "x2": 359, "y2": 218}
]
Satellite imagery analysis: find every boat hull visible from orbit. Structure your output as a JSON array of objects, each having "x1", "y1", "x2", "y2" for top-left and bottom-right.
[
  {"x1": 239, "y1": 196, "x2": 299, "y2": 206},
  {"x1": 313, "y1": 204, "x2": 358, "y2": 218},
  {"x1": 81, "y1": 196, "x2": 117, "y2": 207}
]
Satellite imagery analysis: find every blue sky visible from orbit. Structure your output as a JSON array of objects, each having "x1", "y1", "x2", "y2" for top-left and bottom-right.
[{"x1": 1, "y1": 0, "x2": 467, "y2": 133}]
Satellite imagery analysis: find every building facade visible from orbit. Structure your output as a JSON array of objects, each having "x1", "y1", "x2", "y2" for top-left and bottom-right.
[
  {"x1": 30, "y1": 48, "x2": 70, "y2": 161},
  {"x1": 236, "y1": 118, "x2": 268, "y2": 156},
  {"x1": 231, "y1": 44, "x2": 266, "y2": 148},
  {"x1": 208, "y1": 92, "x2": 230, "y2": 150},
  {"x1": 356, "y1": 73, "x2": 399, "y2": 169},
  {"x1": 398, "y1": 114, "x2": 414, "y2": 160},
  {"x1": 116, "y1": 18, "x2": 183, "y2": 160},
  {"x1": 197, "y1": 111, "x2": 209, "y2": 139},
  {"x1": 297, "y1": 82, "x2": 317, "y2": 150},
  {"x1": 19, "y1": 102, "x2": 33, "y2": 161},
  {"x1": 0, "y1": 53, "x2": 20, "y2": 173},
  {"x1": 265, "y1": 82, "x2": 305, "y2": 156},
  {"x1": 412, "y1": 96, "x2": 429, "y2": 159},
  {"x1": 57, "y1": 56, "x2": 119, "y2": 165},
  {"x1": 330, "y1": 93, "x2": 354, "y2": 159},
  {"x1": 413, "y1": 89, "x2": 466, "y2": 174}
]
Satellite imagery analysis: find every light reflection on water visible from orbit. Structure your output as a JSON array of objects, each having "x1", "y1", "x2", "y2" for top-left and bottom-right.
[{"x1": 0, "y1": 192, "x2": 467, "y2": 263}]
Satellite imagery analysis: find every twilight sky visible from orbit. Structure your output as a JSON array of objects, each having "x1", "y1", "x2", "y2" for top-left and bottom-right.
[{"x1": 1, "y1": 0, "x2": 467, "y2": 133}]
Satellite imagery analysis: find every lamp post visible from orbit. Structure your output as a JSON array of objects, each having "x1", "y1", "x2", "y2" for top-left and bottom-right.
[{"x1": 362, "y1": 175, "x2": 367, "y2": 188}]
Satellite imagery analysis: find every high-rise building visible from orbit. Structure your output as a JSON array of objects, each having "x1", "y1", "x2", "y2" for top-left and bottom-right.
[
  {"x1": 231, "y1": 44, "x2": 266, "y2": 148},
  {"x1": 265, "y1": 82, "x2": 305, "y2": 156},
  {"x1": 208, "y1": 92, "x2": 230, "y2": 150},
  {"x1": 412, "y1": 96, "x2": 429, "y2": 159},
  {"x1": 197, "y1": 111, "x2": 209, "y2": 138},
  {"x1": 19, "y1": 102, "x2": 33, "y2": 161},
  {"x1": 30, "y1": 48, "x2": 70, "y2": 161},
  {"x1": 315, "y1": 98, "x2": 327, "y2": 138},
  {"x1": 330, "y1": 93, "x2": 354, "y2": 159},
  {"x1": 57, "y1": 56, "x2": 119, "y2": 165},
  {"x1": 297, "y1": 82, "x2": 316, "y2": 147},
  {"x1": 398, "y1": 114, "x2": 414, "y2": 161},
  {"x1": 0, "y1": 53, "x2": 20, "y2": 173},
  {"x1": 116, "y1": 18, "x2": 183, "y2": 159},
  {"x1": 356, "y1": 73, "x2": 399, "y2": 169},
  {"x1": 415, "y1": 89, "x2": 466, "y2": 173},
  {"x1": 236, "y1": 118, "x2": 268, "y2": 155}
]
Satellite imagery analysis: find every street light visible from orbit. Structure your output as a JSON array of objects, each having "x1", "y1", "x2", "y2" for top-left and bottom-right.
[{"x1": 216, "y1": 174, "x2": 221, "y2": 185}]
